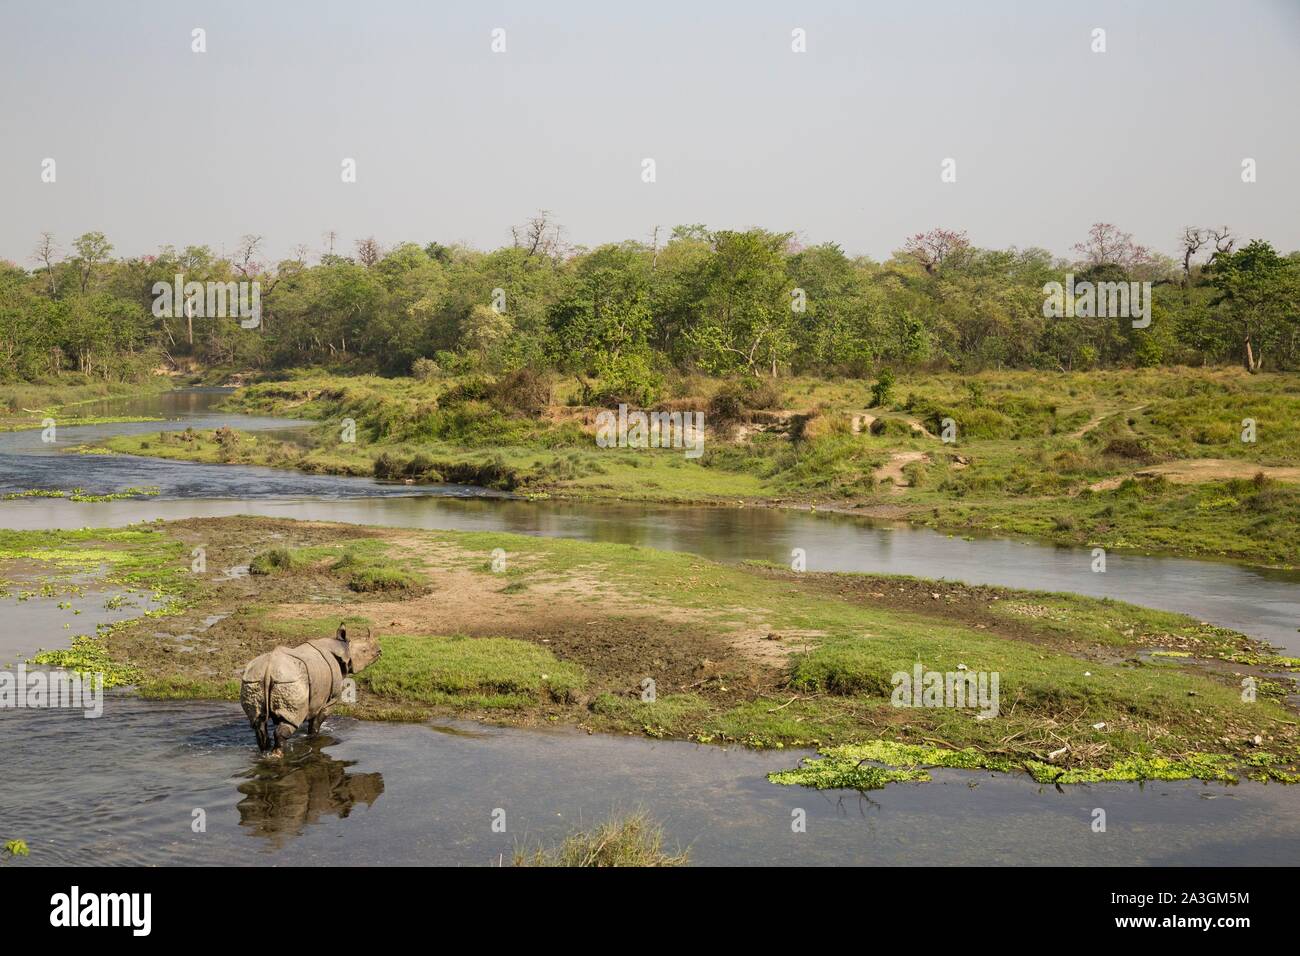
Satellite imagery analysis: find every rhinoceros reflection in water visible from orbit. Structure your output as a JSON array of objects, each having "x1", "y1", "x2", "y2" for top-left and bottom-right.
[{"x1": 235, "y1": 735, "x2": 384, "y2": 845}]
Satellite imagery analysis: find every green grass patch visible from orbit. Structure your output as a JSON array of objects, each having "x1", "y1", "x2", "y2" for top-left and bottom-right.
[
  {"x1": 331, "y1": 551, "x2": 420, "y2": 592},
  {"x1": 360, "y1": 634, "x2": 586, "y2": 706},
  {"x1": 249, "y1": 547, "x2": 311, "y2": 575}
]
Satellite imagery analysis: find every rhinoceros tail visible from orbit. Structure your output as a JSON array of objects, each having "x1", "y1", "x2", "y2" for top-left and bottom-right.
[
  {"x1": 261, "y1": 665, "x2": 274, "y2": 723},
  {"x1": 248, "y1": 660, "x2": 271, "y2": 749}
]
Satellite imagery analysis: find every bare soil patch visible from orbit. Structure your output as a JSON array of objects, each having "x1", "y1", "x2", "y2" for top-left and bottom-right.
[
  {"x1": 1089, "y1": 458, "x2": 1300, "y2": 491},
  {"x1": 874, "y1": 451, "x2": 929, "y2": 492}
]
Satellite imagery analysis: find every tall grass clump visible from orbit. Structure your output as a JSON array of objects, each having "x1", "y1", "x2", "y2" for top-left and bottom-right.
[{"x1": 511, "y1": 813, "x2": 688, "y2": 867}]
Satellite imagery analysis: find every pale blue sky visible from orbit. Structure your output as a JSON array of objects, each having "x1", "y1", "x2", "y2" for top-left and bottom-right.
[{"x1": 2, "y1": 0, "x2": 1298, "y2": 264}]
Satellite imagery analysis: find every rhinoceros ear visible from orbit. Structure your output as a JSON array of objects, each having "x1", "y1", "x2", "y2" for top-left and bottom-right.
[{"x1": 337, "y1": 622, "x2": 348, "y2": 641}]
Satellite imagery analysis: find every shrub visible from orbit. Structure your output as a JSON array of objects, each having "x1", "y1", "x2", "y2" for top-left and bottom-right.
[
  {"x1": 871, "y1": 368, "x2": 895, "y2": 408},
  {"x1": 586, "y1": 353, "x2": 662, "y2": 407},
  {"x1": 703, "y1": 378, "x2": 780, "y2": 427},
  {"x1": 249, "y1": 548, "x2": 307, "y2": 575},
  {"x1": 1051, "y1": 450, "x2": 1091, "y2": 473},
  {"x1": 411, "y1": 357, "x2": 440, "y2": 381},
  {"x1": 739, "y1": 376, "x2": 782, "y2": 410},
  {"x1": 1102, "y1": 437, "x2": 1156, "y2": 463},
  {"x1": 488, "y1": 367, "x2": 552, "y2": 416},
  {"x1": 869, "y1": 416, "x2": 913, "y2": 438},
  {"x1": 707, "y1": 385, "x2": 747, "y2": 425},
  {"x1": 438, "y1": 377, "x2": 492, "y2": 406}
]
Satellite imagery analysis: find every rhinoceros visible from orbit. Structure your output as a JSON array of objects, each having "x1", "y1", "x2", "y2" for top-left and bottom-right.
[{"x1": 240, "y1": 624, "x2": 382, "y2": 755}]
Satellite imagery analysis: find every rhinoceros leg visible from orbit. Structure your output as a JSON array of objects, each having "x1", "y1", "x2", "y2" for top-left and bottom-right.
[
  {"x1": 269, "y1": 719, "x2": 296, "y2": 757},
  {"x1": 305, "y1": 707, "x2": 331, "y2": 736},
  {"x1": 240, "y1": 672, "x2": 273, "y2": 752}
]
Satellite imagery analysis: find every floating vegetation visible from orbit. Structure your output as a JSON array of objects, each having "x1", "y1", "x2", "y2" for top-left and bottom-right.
[
  {"x1": 1220, "y1": 651, "x2": 1300, "y2": 671},
  {"x1": 770, "y1": 740, "x2": 1296, "y2": 790},
  {"x1": 28, "y1": 635, "x2": 140, "y2": 687},
  {"x1": 769, "y1": 740, "x2": 1015, "y2": 790},
  {"x1": 0, "y1": 415, "x2": 161, "y2": 433},
  {"x1": 1024, "y1": 754, "x2": 1240, "y2": 785},
  {"x1": 2, "y1": 486, "x2": 160, "y2": 503},
  {"x1": 1242, "y1": 752, "x2": 1300, "y2": 784}
]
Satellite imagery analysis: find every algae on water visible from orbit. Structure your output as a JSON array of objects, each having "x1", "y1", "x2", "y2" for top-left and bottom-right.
[{"x1": 770, "y1": 740, "x2": 1298, "y2": 791}]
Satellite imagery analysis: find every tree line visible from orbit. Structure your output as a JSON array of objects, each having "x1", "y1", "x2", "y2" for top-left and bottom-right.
[{"x1": 2, "y1": 217, "x2": 1298, "y2": 394}]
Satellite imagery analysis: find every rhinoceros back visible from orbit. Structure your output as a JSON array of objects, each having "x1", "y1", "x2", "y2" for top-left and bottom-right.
[{"x1": 241, "y1": 648, "x2": 311, "y2": 728}]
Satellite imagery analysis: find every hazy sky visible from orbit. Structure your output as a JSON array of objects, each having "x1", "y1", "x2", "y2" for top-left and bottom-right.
[{"x1": 3, "y1": 0, "x2": 1298, "y2": 265}]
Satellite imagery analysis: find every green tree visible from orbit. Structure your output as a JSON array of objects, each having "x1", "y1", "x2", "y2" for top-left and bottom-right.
[
  {"x1": 685, "y1": 230, "x2": 794, "y2": 377},
  {"x1": 1207, "y1": 240, "x2": 1299, "y2": 372},
  {"x1": 71, "y1": 231, "x2": 113, "y2": 294}
]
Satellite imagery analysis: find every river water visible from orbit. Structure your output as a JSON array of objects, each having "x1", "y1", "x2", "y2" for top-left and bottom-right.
[{"x1": 2, "y1": 389, "x2": 1298, "y2": 865}]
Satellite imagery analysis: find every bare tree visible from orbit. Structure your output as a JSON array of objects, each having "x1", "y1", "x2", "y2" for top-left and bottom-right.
[
  {"x1": 1179, "y1": 227, "x2": 1205, "y2": 286},
  {"x1": 902, "y1": 228, "x2": 970, "y2": 274},
  {"x1": 355, "y1": 236, "x2": 383, "y2": 268},
  {"x1": 31, "y1": 232, "x2": 60, "y2": 296},
  {"x1": 1179, "y1": 225, "x2": 1238, "y2": 291},
  {"x1": 1072, "y1": 223, "x2": 1151, "y2": 272},
  {"x1": 511, "y1": 210, "x2": 563, "y2": 258},
  {"x1": 233, "y1": 234, "x2": 264, "y2": 277},
  {"x1": 1208, "y1": 226, "x2": 1236, "y2": 263}
]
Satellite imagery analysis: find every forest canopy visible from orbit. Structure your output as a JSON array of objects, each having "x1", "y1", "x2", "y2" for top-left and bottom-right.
[{"x1": 3, "y1": 219, "x2": 1298, "y2": 391}]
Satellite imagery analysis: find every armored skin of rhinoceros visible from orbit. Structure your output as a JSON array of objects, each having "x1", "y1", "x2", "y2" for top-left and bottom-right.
[{"x1": 240, "y1": 624, "x2": 382, "y2": 755}]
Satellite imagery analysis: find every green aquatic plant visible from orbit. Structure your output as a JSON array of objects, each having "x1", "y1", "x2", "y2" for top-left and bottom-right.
[
  {"x1": 3, "y1": 839, "x2": 29, "y2": 858},
  {"x1": 769, "y1": 740, "x2": 1278, "y2": 791},
  {"x1": 1024, "y1": 754, "x2": 1240, "y2": 785},
  {"x1": 768, "y1": 740, "x2": 1016, "y2": 790},
  {"x1": 1219, "y1": 651, "x2": 1300, "y2": 671},
  {"x1": 769, "y1": 760, "x2": 930, "y2": 790},
  {"x1": 1241, "y1": 752, "x2": 1300, "y2": 784},
  {"x1": 2, "y1": 486, "x2": 159, "y2": 502},
  {"x1": 28, "y1": 635, "x2": 139, "y2": 687},
  {"x1": 0, "y1": 415, "x2": 161, "y2": 433}
]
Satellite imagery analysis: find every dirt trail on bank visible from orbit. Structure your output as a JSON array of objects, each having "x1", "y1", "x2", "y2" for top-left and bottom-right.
[
  {"x1": 1089, "y1": 458, "x2": 1300, "y2": 491},
  {"x1": 1069, "y1": 404, "x2": 1147, "y2": 439},
  {"x1": 874, "y1": 451, "x2": 929, "y2": 492}
]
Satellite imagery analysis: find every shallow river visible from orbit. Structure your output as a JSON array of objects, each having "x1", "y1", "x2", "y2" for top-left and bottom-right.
[{"x1": 2, "y1": 389, "x2": 1298, "y2": 865}]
